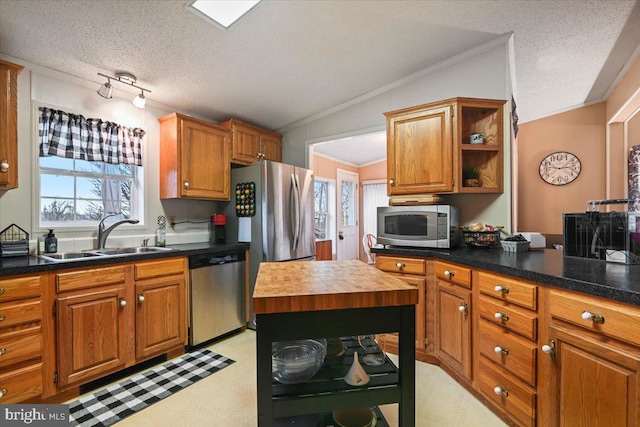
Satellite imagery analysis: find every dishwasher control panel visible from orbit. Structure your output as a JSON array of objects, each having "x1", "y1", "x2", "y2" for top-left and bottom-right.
[{"x1": 189, "y1": 250, "x2": 246, "y2": 269}]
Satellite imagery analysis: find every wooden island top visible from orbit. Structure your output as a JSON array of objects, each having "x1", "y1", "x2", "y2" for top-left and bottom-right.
[{"x1": 253, "y1": 259, "x2": 418, "y2": 314}]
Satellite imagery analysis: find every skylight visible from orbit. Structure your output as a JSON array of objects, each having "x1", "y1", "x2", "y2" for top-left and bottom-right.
[{"x1": 189, "y1": 0, "x2": 262, "y2": 30}]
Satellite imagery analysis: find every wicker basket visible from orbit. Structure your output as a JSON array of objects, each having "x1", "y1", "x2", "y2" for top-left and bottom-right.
[{"x1": 462, "y1": 230, "x2": 501, "y2": 248}]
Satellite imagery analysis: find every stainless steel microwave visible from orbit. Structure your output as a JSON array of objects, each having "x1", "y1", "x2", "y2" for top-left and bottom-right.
[{"x1": 377, "y1": 205, "x2": 459, "y2": 248}]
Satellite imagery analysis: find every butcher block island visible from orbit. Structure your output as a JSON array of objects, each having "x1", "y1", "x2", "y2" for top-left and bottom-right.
[{"x1": 253, "y1": 260, "x2": 418, "y2": 427}]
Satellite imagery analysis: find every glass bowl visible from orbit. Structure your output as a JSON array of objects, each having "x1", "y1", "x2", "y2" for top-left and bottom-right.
[{"x1": 272, "y1": 339, "x2": 327, "y2": 384}]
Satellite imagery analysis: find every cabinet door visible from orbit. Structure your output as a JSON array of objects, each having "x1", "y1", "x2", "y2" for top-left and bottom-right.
[
  {"x1": 179, "y1": 119, "x2": 230, "y2": 200},
  {"x1": 56, "y1": 286, "x2": 130, "y2": 387},
  {"x1": 387, "y1": 104, "x2": 453, "y2": 195},
  {"x1": 261, "y1": 132, "x2": 282, "y2": 162},
  {"x1": 546, "y1": 325, "x2": 640, "y2": 427},
  {"x1": 0, "y1": 60, "x2": 23, "y2": 191},
  {"x1": 135, "y1": 275, "x2": 186, "y2": 360},
  {"x1": 392, "y1": 274, "x2": 425, "y2": 350},
  {"x1": 436, "y1": 282, "x2": 471, "y2": 380},
  {"x1": 231, "y1": 123, "x2": 261, "y2": 164}
]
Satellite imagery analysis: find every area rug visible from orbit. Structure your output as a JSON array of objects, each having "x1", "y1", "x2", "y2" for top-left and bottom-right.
[{"x1": 68, "y1": 348, "x2": 235, "y2": 427}]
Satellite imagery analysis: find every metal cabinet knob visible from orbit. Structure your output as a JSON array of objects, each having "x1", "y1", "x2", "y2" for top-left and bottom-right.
[
  {"x1": 581, "y1": 310, "x2": 605, "y2": 324},
  {"x1": 494, "y1": 285, "x2": 509, "y2": 294},
  {"x1": 0, "y1": 160, "x2": 9, "y2": 173},
  {"x1": 0, "y1": 348, "x2": 6, "y2": 356},
  {"x1": 494, "y1": 346, "x2": 509, "y2": 355},
  {"x1": 183, "y1": 181, "x2": 190, "y2": 189},
  {"x1": 389, "y1": 178, "x2": 395, "y2": 186},
  {"x1": 396, "y1": 262, "x2": 405, "y2": 269},
  {"x1": 119, "y1": 298, "x2": 127, "y2": 308},
  {"x1": 444, "y1": 270, "x2": 455, "y2": 278},
  {"x1": 493, "y1": 386, "x2": 509, "y2": 397},
  {"x1": 541, "y1": 340, "x2": 556, "y2": 358},
  {"x1": 0, "y1": 388, "x2": 7, "y2": 399},
  {"x1": 458, "y1": 302, "x2": 468, "y2": 315},
  {"x1": 138, "y1": 294, "x2": 145, "y2": 303},
  {"x1": 542, "y1": 345, "x2": 552, "y2": 353},
  {"x1": 0, "y1": 314, "x2": 5, "y2": 322},
  {"x1": 0, "y1": 288, "x2": 5, "y2": 295},
  {"x1": 494, "y1": 312, "x2": 509, "y2": 321}
]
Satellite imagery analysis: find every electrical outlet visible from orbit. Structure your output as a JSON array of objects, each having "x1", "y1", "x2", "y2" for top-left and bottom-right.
[{"x1": 169, "y1": 216, "x2": 176, "y2": 229}]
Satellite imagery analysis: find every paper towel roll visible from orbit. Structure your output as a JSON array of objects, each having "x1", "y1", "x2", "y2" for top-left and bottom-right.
[
  {"x1": 238, "y1": 217, "x2": 252, "y2": 242},
  {"x1": 629, "y1": 145, "x2": 640, "y2": 213}
]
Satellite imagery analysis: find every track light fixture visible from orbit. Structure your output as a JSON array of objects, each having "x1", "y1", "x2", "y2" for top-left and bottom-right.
[{"x1": 97, "y1": 72, "x2": 151, "y2": 108}]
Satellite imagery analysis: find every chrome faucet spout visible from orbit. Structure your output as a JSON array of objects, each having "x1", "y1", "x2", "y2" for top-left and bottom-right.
[{"x1": 97, "y1": 215, "x2": 140, "y2": 249}]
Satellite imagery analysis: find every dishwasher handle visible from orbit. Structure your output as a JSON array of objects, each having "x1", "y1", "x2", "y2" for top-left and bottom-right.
[{"x1": 189, "y1": 251, "x2": 246, "y2": 269}]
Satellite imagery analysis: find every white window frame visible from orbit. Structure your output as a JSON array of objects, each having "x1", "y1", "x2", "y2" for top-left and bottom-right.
[
  {"x1": 32, "y1": 102, "x2": 146, "y2": 232},
  {"x1": 314, "y1": 178, "x2": 336, "y2": 243}
]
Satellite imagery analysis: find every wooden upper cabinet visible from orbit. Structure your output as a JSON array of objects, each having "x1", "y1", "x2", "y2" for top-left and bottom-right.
[
  {"x1": 385, "y1": 97, "x2": 505, "y2": 195},
  {"x1": 158, "y1": 113, "x2": 231, "y2": 201},
  {"x1": 0, "y1": 60, "x2": 24, "y2": 192},
  {"x1": 386, "y1": 103, "x2": 453, "y2": 195},
  {"x1": 219, "y1": 119, "x2": 282, "y2": 165}
]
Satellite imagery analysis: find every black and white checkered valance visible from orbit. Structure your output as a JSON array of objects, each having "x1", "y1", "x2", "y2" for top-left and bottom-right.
[{"x1": 38, "y1": 107, "x2": 145, "y2": 166}]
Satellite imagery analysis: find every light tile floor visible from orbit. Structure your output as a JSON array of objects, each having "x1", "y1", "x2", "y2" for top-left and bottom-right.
[{"x1": 71, "y1": 330, "x2": 506, "y2": 426}]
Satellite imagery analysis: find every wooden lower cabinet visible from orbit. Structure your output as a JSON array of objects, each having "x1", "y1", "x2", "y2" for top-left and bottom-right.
[
  {"x1": 53, "y1": 258, "x2": 188, "y2": 392},
  {"x1": 56, "y1": 285, "x2": 130, "y2": 387},
  {"x1": 436, "y1": 279, "x2": 472, "y2": 380},
  {"x1": 539, "y1": 288, "x2": 640, "y2": 427},
  {"x1": 135, "y1": 275, "x2": 186, "y2": 359}
]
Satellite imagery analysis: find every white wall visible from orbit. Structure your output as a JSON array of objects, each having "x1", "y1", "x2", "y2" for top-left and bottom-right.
[
  {"x1": 0, "y1": 55, "x2": 222, "y2": 252},
  {"x1": 280, "y1": 42, "x2": 513, "y2": 231}
]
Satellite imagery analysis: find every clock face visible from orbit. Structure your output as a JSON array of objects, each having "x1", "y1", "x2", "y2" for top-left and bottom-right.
[{"x1": 539, "y1": 151, "x2": 581, "y2": 186}]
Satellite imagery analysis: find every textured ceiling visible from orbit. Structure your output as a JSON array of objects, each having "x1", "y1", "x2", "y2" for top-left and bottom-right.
[{"x1": 1, "y1": 0, "x2": 639, "y2": 144}]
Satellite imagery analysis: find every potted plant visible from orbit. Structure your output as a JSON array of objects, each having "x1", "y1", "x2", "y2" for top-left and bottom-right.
[{"x1": 463, "y1": 167, "x2": 481, "y2": 187}]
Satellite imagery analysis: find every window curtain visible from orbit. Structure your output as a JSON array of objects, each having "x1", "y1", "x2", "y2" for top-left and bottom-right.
[
  {"x1": 38, "y1": 107, "x2": 144, "y2": 166},
  {"x1": 362, "y1": 182, "x2": 388, "y2": 238}
]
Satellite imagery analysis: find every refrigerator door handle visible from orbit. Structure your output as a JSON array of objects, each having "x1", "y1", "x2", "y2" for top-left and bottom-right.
[
  {"x1": 290, "y1": 173, "x2": 301, "y2": 250},
  {"x1": 294, "y1": 173, "x2": 303, "y2": 251}
]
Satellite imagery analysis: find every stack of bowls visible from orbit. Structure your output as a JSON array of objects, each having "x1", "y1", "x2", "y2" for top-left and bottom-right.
[{"x1": 272, "y1": 339, "x2": 327, "y2": 384}]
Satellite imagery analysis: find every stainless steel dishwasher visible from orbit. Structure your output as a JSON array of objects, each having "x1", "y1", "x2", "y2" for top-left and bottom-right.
[{"x1": 189, "y1": 251, "x2": 246, "y2": 346}]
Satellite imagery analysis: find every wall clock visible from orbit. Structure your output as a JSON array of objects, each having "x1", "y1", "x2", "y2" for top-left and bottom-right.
[{"x1": 539, "y1": 151, "x2": 581, "y2": 186}]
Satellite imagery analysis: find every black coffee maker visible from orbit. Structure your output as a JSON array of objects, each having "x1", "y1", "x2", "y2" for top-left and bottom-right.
[{"x1": 212, "y1": 214, "x2": 227, "y2": 244}]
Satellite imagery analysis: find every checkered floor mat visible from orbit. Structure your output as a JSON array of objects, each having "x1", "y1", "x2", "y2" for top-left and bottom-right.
[{"x1": 68, "y1": 348, "x2": 234, "y2": 427}]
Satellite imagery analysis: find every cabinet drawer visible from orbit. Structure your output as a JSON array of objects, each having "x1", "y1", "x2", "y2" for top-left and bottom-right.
[
  {"x1": 478, "y1": 271, "x2": 537, "y2": 310},
  {"x1": 479, "y1": 358, "x2": 535, "y2": 427},
  {"x1": 549, "y1": 289, "x2": 640, "y2": 347},
  {"x1": 479, "y1": 295, "x2": 537, "y2": 341},
  {"x1": 0, "y1": 276, "x2": 42, "y2": 302},
  {"x1": 56, "y1": 266, "x2": 127, "y2": 293},
  {"x1": 0, "y1": 299, "x2": 41, "y2": 329},
  {"x1": 0, "y1": 327, "x2": 42, "y2": 369},
  {"x1": 0, "y1": 363, "x2": 43, "y2": 404},
  {"x1": 435, "y1": 261, "x2": 471, "y2": 288},
  {"x1": 377, "y1": 256, "x2": 425, "y2": 275},
  {"x1": 135, "y1": 257, "x2": 186, "y2": 280},
  {"x1": 479, "y1": 320, "x2": 536, "y2": 387}
]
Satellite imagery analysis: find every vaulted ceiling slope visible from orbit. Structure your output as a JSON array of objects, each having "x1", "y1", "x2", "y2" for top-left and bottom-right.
[{"x1": 1, "y1": 0, "x2": 639, "y2": 131}]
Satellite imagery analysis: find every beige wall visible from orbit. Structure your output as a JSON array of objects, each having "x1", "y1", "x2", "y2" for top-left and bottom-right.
[
  {"x1": 359, "y1": 161, "x2": 387, "y2": 182},
  {"x1": 312, "y1": 156, "x2": 358, "y2": 180},
  {"x1": 517, "y1": 103, "x2": 607, "y2": 234}
]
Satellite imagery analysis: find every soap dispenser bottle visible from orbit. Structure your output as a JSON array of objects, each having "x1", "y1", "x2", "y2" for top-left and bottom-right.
[
  {"x1": 44, "y1": 229, "x2": 57, "y2": 253},
  {"x1": 156, "y1": 216, "x2": 166, "y2": 247}
]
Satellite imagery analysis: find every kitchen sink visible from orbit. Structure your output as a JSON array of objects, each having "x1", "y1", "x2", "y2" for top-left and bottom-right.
[
  {"x1": 37, "y1": 252, "x2": 107, "y2": 262},
  {"x1": 37, "y1": 246, "x2": 174, "y2": 262},
  {"x1": 90, "y1": 246, "x2": 174, "y2": 256}
]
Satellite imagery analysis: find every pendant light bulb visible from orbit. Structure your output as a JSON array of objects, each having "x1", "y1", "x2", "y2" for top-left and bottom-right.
[
  {"x1": 133, "y1": 90, "x2": 146, "y2": 108},
  {"x1": 98, "y1": 79, "x2": 113, "y2": 99}
]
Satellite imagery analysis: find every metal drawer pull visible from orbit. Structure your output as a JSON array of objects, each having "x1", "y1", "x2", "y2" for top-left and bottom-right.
[
  {"x1": 0, "y1": 314, "x2": 4, "y2": 322},
  {"x1": 581, "y1": 311, "x2": 605, "y2": 324},
  {"x1": 138, "y1": 294, "x2": 145, "y2": 303},
  {"x1": 0, "y1": 348, "x2": 6, "y2": 356},
  {"x1": 0, "y1": 288, "x2": 5, "y2": 295},
  {"x1": 494, "y1": 312, "x2": 509, "y2": 321},
  {"x1": 0, "y1": 160, "x2": 9, "y2": 173},
  {"x1": 494, "y1": 346, "x2": 509, "y2": 355},
  {"x1": 444, "y1": 270, "x2": 455, "y2": 278},
  {"x1": 119, "y1": 298, "x2": 127, "y2": 308},
  {"x1": 493, "y1": 386, "x2": 509, "y2": 397},
  {"x1": 0, "y1": 388, "x2": 7, "y2": 399},
  {"x1": 494, "y1": 285, "x2": 509, "y2": 294},
  {"x1": 183, "y1": 181, "x2": 190, "y2": 189},
  {"x1": 396, "y1": 263, "x2": 405, "y2": 269}
]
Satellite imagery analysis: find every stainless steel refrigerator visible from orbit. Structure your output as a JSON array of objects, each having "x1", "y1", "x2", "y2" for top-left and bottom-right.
[{"x1": 224, "y1": 160, "x2": 315, "y2": 329}]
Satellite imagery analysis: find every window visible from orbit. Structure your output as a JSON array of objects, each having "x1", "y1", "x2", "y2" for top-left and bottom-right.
[
  {"x1": 314, "y1": 180, "x2": 330, "y2": 240},
  {"x1": 39, "y1": 156, "x2": 142, "y2": 228}
]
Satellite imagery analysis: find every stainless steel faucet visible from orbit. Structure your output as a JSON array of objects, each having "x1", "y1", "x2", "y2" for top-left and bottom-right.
[{"x1": 97, "y1": 213, "x2": 140, "y2": 249}]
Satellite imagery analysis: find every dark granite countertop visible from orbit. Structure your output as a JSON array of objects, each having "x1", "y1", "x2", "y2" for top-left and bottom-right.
[
  {"x1": 372, "y1": 246, "x2": 640, "y2": 307},
  {"x1": 0, "y1": 242, "x2": 250, "y2": 277}
]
